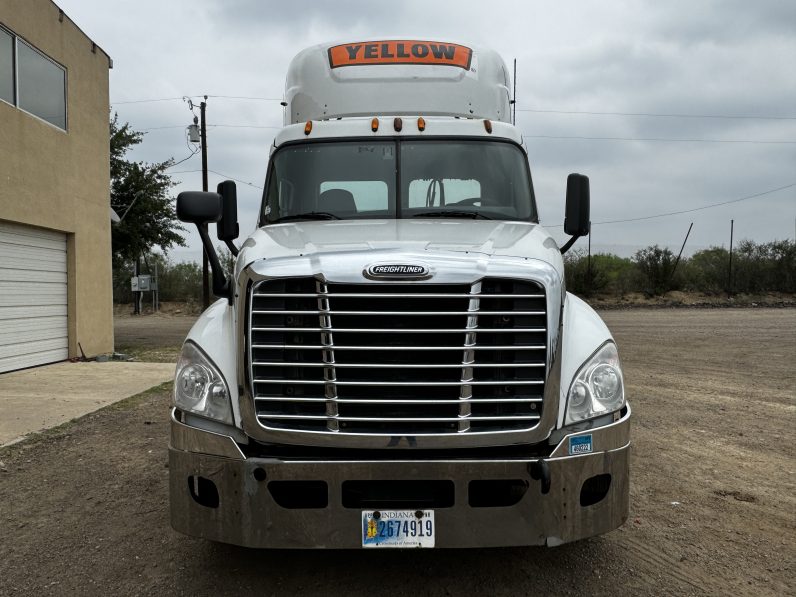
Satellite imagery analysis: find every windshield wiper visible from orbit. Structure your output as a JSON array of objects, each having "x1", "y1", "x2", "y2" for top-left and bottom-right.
[
  {"x1": 270, "y1": 212, "x2": 341, "y2": 223},
  {"x1": 411, "y1": 210, "x2": 492, "y2": 220}
]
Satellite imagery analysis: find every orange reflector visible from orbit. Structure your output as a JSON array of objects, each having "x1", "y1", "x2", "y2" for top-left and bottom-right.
[
  {"x1": 371, "y1": 118, "x2": 379, "y2": 132},
  {"x1": 394, "y1": 117, "x2": 403, "y2": 132},
  {"x1": 417, "y1": 117, "x2": 426, "y2": 131},
  {"x1": 304, "y1": 121, "x2": 312, "y2": 135},
  {"x1": 484, "y1": 119, "x2": 492, "y2": 134}
]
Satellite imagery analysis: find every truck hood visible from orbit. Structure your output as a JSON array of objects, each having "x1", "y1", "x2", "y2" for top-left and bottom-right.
[{"x1": 237, "y1": 219, "x2": 564, "y2": 278}]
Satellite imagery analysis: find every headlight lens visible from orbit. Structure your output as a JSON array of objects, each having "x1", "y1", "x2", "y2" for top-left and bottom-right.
[
  {"x1": 565, "y1": 342, "x2": 624, "y2": 425},
  {"x1": 173, "y1": 342, "x2": 232, "y2": 424}
]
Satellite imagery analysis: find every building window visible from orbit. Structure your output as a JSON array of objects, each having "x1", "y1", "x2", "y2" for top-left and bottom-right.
[
  {"x1": 0, "y1": 26, "x2": 67, "y2": 130},
  {"x1": 0, "y1": 27, "x2": 13, "y2": 104}
]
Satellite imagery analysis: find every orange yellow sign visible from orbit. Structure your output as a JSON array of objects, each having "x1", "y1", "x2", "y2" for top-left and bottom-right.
[{"x1": 328, "y1": 40, "x2": 473, "y2": 69}]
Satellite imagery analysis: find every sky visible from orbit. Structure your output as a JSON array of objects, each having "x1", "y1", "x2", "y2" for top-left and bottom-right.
[{"x1": 56, "y1": 0, "x2": 796, "y2": 261}]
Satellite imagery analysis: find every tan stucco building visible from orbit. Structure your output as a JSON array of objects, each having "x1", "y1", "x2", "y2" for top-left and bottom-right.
[{"x1": 0, "y1": 1, "x2": 113, "y2": 372}]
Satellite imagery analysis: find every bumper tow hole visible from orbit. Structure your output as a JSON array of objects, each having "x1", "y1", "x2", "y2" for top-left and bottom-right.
[
  {"x1": 580, "y1": 474, "x2": 612, "y2": 507},
  {"x1": 187, "y1": 476, "x2": 219, "y2": 509}
]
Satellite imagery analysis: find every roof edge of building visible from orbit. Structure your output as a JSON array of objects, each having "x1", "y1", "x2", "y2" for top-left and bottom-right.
[{"x1": 49, "y1": 0, "x2": 113, "y2": 68}]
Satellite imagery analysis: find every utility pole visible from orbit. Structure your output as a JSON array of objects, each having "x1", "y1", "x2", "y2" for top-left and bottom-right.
[
  {"x1": 670, "y1": 222, "x2": 693, "y2": 284},
  {"x1": 200, "y1": 97, "x2": 210, "y2": 309},
  {"x1": 727, "y1": 219, "x2": 734, "y2": 297}
]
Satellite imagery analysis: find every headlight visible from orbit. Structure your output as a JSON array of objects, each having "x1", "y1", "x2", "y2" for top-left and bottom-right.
[
  {"x1": 565, "y1": 342, "x2": 624, "y2": 425},
  {"x1": 173, "y1": 342, "x2": 233, "y2": 424}
]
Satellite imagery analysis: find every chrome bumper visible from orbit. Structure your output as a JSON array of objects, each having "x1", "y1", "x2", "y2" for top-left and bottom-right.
[{"x1": 169, "y1": 407, "x2": 630, "y2": 548}]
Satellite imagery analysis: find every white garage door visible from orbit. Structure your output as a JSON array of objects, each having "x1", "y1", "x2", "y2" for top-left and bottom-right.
[{"x1": 0, "y1": 221, "x2": 69, "y2": 373}]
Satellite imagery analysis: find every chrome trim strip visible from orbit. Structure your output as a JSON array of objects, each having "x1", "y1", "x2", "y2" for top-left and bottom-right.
[
  {"x1": 253, "y1": 379, "x2": 545, "y2": 386},
  {"x1": 170, "y1": 410, "x2": 245, "y2": 461},
  {"x1": 252, "y1": 361, "x2": 545, "y2": 368},
  {"x1": 252, "y1": 292, "x2": 546, "y2": 299},
  {"x1": 257, "y1": 414, "x2": 541, "y2": 422},
  {"x1": 251, "y1": 326, "x2": 547, "y2": 333},
  {"x1": 251, "y1": 310, "x2": 546, "y2": 316},
  {"x1": 254, "y1": 397, "x2": 543, "y2": 404},
  {"x1": 252, "y1": 344, "x2": 546, "y2": 351}
]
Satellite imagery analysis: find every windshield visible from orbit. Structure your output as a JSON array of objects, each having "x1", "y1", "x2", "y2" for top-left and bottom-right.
[{"x1": 261, "y1": 139, "x2": 537, "y2": 224}]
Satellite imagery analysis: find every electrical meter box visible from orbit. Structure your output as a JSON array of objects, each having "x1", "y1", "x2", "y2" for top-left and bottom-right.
[{"x1": 131, "y1": 275, "x2": 152, "y2": 292}]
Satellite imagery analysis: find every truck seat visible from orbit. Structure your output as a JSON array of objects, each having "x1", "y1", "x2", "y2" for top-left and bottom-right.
[{"x1": 319, "y1": 189, "x2": 357, "y2": 213}]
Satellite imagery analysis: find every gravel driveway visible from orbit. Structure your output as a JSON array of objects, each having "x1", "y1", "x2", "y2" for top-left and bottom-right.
[{"x1": 0, "y1": 308, "x2": 793, "y2": 596}]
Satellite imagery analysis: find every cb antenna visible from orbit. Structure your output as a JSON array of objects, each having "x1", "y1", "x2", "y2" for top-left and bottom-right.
[{"x1": 512, "y1": 58, "x2": 517, "y2": 125}]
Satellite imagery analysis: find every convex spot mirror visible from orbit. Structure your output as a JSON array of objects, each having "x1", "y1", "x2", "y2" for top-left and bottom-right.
[{"x1": 176, "y1": 191, "x2": 223, "y2": 224}]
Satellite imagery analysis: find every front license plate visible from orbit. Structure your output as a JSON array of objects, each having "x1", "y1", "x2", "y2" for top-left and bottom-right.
[{"x1": 361, "y1": 510, "x2": 435, "y2": 548}]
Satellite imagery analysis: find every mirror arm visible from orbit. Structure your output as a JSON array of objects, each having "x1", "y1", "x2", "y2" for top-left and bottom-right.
[
  {"x1": 196, "y1": 223, "x2": 232, "y2": 303},
  {"x1": 224, "y1": 239, "x2": 240, "y2": 257},
  {"x1": 559, "y1": 234, "x2": 581, "y2": 255}
]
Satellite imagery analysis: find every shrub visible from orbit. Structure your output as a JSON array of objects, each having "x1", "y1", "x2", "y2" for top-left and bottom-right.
[
  {"x1": 633, "y1": 245, "x2": 678, "y2": 296},
  {"x1": 563, "y1": 249, "x2": 608, "y2": 297}
]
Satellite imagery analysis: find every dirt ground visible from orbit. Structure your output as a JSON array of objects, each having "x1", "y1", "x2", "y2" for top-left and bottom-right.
[{"x1": 1, "y1": 308, "x2": 794, "y2": 596}]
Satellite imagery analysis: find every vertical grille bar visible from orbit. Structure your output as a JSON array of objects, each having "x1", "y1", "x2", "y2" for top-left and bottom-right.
[
  {"x1": 458, "y1": 281, "x2": 481, "y2": 432},
  {"x1": 317, "y1": 281, "x2": 339, "y2": 432}
]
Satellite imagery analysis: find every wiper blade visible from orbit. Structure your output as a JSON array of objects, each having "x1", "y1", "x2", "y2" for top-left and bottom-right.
[
  {"x1": 411, "y1": 210, "x2": 492, "y2": 220},
  {"x1": 271, "y1": 212, "x2": 341, "y2": 223}
]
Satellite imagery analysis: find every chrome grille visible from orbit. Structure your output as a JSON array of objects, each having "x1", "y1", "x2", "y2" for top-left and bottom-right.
[{"x1": 248, "y1": 277, "x2": 547, "y2": 435}]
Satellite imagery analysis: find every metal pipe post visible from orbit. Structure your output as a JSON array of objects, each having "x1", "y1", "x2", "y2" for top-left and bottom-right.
[{"x1": 200, "y1": 98, "x2": 210, "y2": 309}]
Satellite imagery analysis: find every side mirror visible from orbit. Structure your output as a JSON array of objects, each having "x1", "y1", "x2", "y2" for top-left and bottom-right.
[
  {"x1": 176, "y1": 191, "x2": 231, "y2": 302},
  {"x1": 560, "y1": 173, "x2": 590, "y2": 254},
  {"x1": 176, "y1": 191, "x2": 223, "y2": 224},
  {"x1": 216, "y1": 181, "x2": 240, "y2": 244},
  {"x1": 564, "y1": 173, "x2": 590, "y2": 236}
]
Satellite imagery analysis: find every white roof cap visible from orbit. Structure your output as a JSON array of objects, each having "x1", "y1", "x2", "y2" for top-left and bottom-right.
[{"x1": 284, "y1": 39, "x2": 512, "y2": 125}]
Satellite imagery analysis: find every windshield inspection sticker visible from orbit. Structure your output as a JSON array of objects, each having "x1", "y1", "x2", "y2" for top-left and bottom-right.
[{"x1": 569, "y1": 434, "x2": 593, "y2": 455}]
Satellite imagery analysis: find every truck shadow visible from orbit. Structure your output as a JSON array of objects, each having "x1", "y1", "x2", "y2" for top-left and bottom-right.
[{"x1": 194, "y1": 537, "x2": 615, "y2": 595}]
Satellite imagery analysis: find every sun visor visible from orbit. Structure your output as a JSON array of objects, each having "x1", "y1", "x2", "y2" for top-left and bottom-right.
[{"x1": 284, "y1": 40, "x2": 512, "y2": 125}]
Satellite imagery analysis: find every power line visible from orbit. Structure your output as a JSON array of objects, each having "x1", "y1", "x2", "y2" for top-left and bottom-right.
[
  {"x1": 111, "y1": 96, "x2": 186, "y2": 105},
  {"x1": 168, "y1": 149, "x2": 199, "y2": 168},
  {"x1": 213, "y1": 123, "x2": 282, "y2": 130},
  {"x1": 206, "y1": 95, "x2": 282, "y2": 101},
  {"x1": 594, "y1": 182, "x2": 795, "y2": 224},
  {"x1": 517, "y1": 107, "x2": 796, "y2": 121},
  {"x1": 548, "y1": 182, "x2": 795, "y2": 227},
  {"x1": 141, "y1": 123, "x2": 796, "y2": 144},
  {"x1": 168, "y1": 168, "x2": 263, "y2": 190},
  {"x1": 111, "y1": 96, "x2": 796, "y2": 121},
  {"x1": 523, "y1": 134, "x2": 796, "y2": 145},
  {"x1": 111, "y1": 95, "x2": 282, "y2": 105},
  {"x1": 141, "y1": 124, "x2": 187, "y2": 131},
  {"x1": 209, "y1": 169, "x2": 263, "y2": 189},
  {"x1": 140, "y1": 123, "x2": 281, "y2": 132}
]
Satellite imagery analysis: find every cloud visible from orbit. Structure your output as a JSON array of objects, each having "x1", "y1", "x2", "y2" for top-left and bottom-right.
[{"x1": 54, "y1": 0, "x2": 795, "y2": 262}]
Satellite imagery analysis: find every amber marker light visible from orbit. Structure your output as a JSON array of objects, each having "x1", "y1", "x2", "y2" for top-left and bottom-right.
[
  {"x1": 304, "y1": 121, "x2": 312, "y2": 135},
  {"x1": 371, "y1": 118, "x2": 380, "y2": 132},
  {"x1": 484, "y1": 119, "x2": 492, "y2": 134},
  {"x1": 394, "y1": 117, "x2": 403, "y2": 132},
  {"x1": 417, "y1": 117, "x2": 426, "y2": 131}
]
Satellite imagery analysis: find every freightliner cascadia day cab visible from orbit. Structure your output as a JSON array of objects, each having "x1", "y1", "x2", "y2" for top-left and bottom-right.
[{"x1": 171, "y1": 39, "x2": 630, "y2": 548}]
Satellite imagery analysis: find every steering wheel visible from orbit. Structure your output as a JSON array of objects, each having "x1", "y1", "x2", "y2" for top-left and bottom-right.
[{"x1": 453, "y1": 197, "x2": 483, "y2": 206}]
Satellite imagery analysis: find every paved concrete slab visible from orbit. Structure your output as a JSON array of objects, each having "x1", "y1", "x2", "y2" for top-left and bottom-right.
[{"x1": 0, "y1": 361, "x2": 174, "y2": 446}]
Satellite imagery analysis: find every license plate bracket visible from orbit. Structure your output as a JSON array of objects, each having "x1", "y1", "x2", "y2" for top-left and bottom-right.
[{"x1": 361, "y1": 509, "x2": 435, "y2": 548}]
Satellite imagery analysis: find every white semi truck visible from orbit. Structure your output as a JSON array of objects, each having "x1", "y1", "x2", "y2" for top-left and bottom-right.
[{"x1": 170, "y1": 39, "x2": 630, "y2": 548}]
